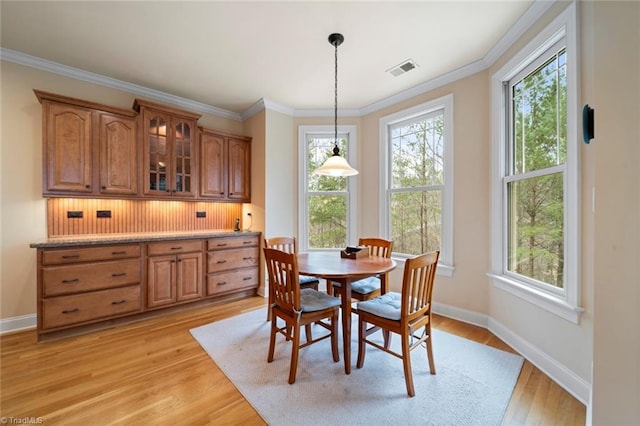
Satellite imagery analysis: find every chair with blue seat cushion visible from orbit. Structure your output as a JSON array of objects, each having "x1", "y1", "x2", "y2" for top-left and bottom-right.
[
  {"x1": 328, "y1": 237, "x2": 393, "y2": 302},
  {"x1": 356, "y1": 250, "x2": 439, "y2": 397},
  {"x1": 264, "y1": 237, "x2": 320, "y2": 321},
  {"x1": 263, "y1": 247, "x2": 341, "y2": 384}
]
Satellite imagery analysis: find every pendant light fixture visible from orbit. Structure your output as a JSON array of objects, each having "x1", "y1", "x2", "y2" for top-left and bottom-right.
[{"x1": 314, "y1": 33, "x2": 359, "y2": 177}]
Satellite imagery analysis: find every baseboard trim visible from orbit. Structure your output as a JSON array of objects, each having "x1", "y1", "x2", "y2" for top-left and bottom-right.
[
  {"x1": 432, "y1": 301, "x2": 591, "y2": 406},
  {"x1": 0, "y1": 313, "x2": 37, "y2": 335}
]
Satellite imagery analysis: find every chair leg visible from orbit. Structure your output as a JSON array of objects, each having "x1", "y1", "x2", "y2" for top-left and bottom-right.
[
  {"x1": 383, "y1": 330, "x2": 391, "y2": 349},
  {"x1": 288, "y1": 323, "x2": 301, "y2": 384},
  {"x1": 425, "y1": 323, "x2": 436, "y2": 374},
  {"x1": 330, "y1": 310, "x2": 339, "y2": 362},
  {"x1": 401, "y1": 331, "x2": 415, "y2": 397},
  {"x1": 356, "y1": 317, "x2": 367, "y2": 368},
  {"x1": 305, "y1": 324, "x2": 313, "y2": 343},
  {"x1": 267, "y1": 317, "x2": 277, "y2": 362}
]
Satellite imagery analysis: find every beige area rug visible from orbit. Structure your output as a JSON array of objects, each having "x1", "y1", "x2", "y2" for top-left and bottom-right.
[{"x1": 190, "y1": 308, "x2": 523, "y2": 426}]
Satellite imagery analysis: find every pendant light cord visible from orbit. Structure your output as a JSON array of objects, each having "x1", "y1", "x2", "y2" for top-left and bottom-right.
[{"x1": 334, "y1": 39, "x2": 339, "y2": 153}]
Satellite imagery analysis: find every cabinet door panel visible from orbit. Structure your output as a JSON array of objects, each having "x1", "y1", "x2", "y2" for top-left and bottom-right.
[
  {"x1": 228, "y1": 137, "x2": 251, "y2": 201},
  {"x1": 147, "y1": 255, "x2": 176, "y2": 307},
  {"x1": 45, "y1": 102, "x2": 93, "y2": 193},
  {"x1": 199, "y1": 132, "x2": 226, "y2": 199},
  {"x1": 100, "y1": 113, "x2": 138, "y2": 195},
  {"x1": 176, "y1": 252, "x2": 203, "y2": 301}
]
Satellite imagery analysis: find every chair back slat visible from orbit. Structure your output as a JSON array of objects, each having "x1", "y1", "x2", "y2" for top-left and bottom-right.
[
  {"x1": 402, "y1": 251, "x2": 439, "y2": 320},
  {"x1": 358, "y1": 237, "x2": 393, "y2": 258},
  {"x1": 264, "y1": 236, "x2": 297, "y2": 254},
  {"x1": 263, "y1": 248, "x2": 300, "y2": 313}
]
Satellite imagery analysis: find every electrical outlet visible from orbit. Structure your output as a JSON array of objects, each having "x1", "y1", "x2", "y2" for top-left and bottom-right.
[
  {"x1": 67, "y1": 211, "x2": 83, "y2": 219},
  {"x1": 196, "y1": 211, "x2": 206, "y2": 218},
  {"x1": 96, "y1": 210, "x2": 112, "y2": 218}
]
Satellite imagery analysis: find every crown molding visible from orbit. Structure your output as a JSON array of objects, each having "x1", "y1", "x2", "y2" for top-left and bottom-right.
[{"x1": 0, "y1": 47, "x2": 243, "y2": 121}]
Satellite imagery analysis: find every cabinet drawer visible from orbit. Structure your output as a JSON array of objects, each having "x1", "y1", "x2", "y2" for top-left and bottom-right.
[
  {"x1": 147, "y1": 240, "x2": 202, "y2": 256},
  {"x1": 43, "y1": 244, "x2": 140, "y2": 265},
  {"x1": 42, "y1": 285, "x2": 141, "y2": 329},
  {"x1": 207, "y1": 247, "x2": 259, "y2": 273},
  {"x1": 43, "y1": 258, "x2": 140, "y2": 296},
  {"x1": 207, "y1": 268, "x2": 258, "y2": 295},
  {"x1": 207, "y1": 235, "x2": 258, "y2": 250}
]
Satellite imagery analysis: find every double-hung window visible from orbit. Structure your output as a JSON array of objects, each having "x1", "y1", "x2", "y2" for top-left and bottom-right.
[
  {"x1": 490, "y1": 2, "x2": 582, "y2": 323},
  {"x1": 380, "y1": 95, "x2": 454, "y2": 275},
  {"x1": 298, "y1": 125, "x2": 357, "y2": 251}
]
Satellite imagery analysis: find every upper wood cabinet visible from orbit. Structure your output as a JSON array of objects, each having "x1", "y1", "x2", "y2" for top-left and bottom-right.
[
  {"x1": 199, "y1": 127, "x2": 251, "y2": 202},
  {"x1": 35, "y1": 90, "x2": 139, "y2": 197},
  {"x1": 134, "y1": 99, "x2": 201, "y2": 199},
  {"x1": 36, "y1": 91, "x2": 251, "y2": 202}
]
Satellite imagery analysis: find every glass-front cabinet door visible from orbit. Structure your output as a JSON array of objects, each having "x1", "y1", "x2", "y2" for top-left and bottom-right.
[
  {"x1": 138, "y1": 101, "x2": 199, "y2": 198},
  {"x1": 173, "y1": 120, "x2": 194, "y2": 195},
  {"x1": 146, "y1": 111, "x2": 169, "y2": 194}
]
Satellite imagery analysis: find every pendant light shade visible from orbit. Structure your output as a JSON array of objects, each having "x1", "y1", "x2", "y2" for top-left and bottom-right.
[{"x1": 315, "y1": 33, "x2": 358, "y2": 177}]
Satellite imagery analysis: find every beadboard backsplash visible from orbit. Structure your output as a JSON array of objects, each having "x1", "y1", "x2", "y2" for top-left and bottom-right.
[{"x1": 48, "y1": 198, "x2": 242, "y2": 237}]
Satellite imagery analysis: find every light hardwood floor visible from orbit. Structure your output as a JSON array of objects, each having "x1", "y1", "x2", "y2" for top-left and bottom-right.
[{"x1": 1, "y1": 296, "x2": 585, "y2": 425}]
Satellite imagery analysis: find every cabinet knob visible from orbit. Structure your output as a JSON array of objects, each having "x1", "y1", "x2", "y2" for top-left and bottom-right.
[
  {"x1": 85, "y1": 185, "x2": 91, "y2": 189},
  {"x1": 101, "y1": 186, "x2": 106, "y2": 190}
]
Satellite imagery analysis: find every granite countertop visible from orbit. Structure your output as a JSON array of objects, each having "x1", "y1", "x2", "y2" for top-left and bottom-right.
[{"x1": 30, "y1": 230, "x2": 261, "y2": 248}]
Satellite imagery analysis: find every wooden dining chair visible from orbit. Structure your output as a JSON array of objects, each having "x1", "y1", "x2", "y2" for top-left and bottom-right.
[
  {"x1": 328, "y1": 237, "x2": 393, "y2": 301},
  {"x1": 263, "y1": 247, "x2": 341, "y2": 384},
  {"x1": 264, "y1": 237, "x2": 320, "y2": 321},
  {"x1": 356, "y1": 250, "x2": 439, "y2": 397}
]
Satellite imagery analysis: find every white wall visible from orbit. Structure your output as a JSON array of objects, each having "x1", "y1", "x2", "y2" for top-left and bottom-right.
[{"x1": 589, "y1": 1, "x2": 640, "y2": 423}]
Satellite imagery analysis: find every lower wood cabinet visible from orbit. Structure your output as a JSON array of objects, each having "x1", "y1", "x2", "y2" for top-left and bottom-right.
[
  {"x1": 146, "y1": 240, "x2": 203, "y2": 308},
  {"x1": 34, "y1": 232, "x2": 261, "y2": 341},
  {"x1": 206, "y1": 235, "x2": 259, "y2": 296}
]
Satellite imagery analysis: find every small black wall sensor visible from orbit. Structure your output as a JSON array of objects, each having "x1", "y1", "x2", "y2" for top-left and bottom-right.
[{"x1": 583, "y1": 104, "x2": 594, "y2": 144}]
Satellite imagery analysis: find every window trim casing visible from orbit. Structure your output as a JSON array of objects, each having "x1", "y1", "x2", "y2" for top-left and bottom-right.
[
  {"x1": 489, "y1": 2, "x2": 583, "y2": 323},
  {"x1": 298, "y1": 124, "x2": 358, "y2": 252},
  {"x1": 379, "y1": 94, "x2": 454, "y2": 277}
]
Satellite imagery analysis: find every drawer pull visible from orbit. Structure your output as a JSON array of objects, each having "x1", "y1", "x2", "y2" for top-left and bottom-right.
[
  {"x1": 217, "y1": 281, "x2": 227, "y2": 286},
  {"x1": 243, "y1": 276, "x2": 252, "y2": 281},
  {"x1": 111, "y1": 272, "x2": 127, "y2": 277},
  {"x1": 216, "y1": 260, "x2": 227, "y2": 264},
  {"x1": 171, "y1": 246, "x2": 183, "y2": 250},
  {"x1": 112, "y1": 251, "x2": 127, "y2": 255},
  {"x1": 243, "y1": 257, "x2": 253, "y2": 260},
  {"x1": 216, "y1": 243, "x2": 228, "y2": 247},
  {"x1": 111, "y1": 299, "x2": 127, "y2": 305},
  {"x1": 62, "y1": 308, "x2": 79, "y2": 314},
  {"x1": 243, "y1": 241, "x2": 252, "y2": 244},
  {"x1": 62, "y1": 255, "x2": 80, "y2": 259},
  {"x1": 62, "y1": 278, "x2": 80, "y2": 284}
]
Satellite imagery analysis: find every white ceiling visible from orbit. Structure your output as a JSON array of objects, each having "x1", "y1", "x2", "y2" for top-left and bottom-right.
[{"x1": 1, "y1": 1, "x2": 539, "y2": 116}]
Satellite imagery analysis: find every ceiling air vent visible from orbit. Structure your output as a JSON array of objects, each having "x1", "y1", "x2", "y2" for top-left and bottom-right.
[{"x1": 387, "y1": 59, "x2": 419, "y2": 77}]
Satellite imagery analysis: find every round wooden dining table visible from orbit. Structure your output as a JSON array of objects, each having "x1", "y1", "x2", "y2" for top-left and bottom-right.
[{"x1": 296, "y1": 251, "x2": 397, "y2": 374}]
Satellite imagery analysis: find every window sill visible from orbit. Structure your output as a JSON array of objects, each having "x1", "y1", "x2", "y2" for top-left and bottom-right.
[{"x1": 488, "y1": 273, "x2": 583, "y2": 324}]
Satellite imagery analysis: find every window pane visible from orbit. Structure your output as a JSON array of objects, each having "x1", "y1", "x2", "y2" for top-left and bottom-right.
[
  {"x1": 390, "y1": 190, "x2": 441, "y2": 255},
  {"x1": 308, "y1": 194, "x2": 347, "y2": 248},
  {"x1": 307, "y1": 136, "x2": 347, "y2": 191},
  {"x1": 507, "y1": 172, "x2": 564, "y2": 287},
  {"x1": 391, "y1": 114, "x2": 444, "y2": 188},
  {"x1": 512, "y1": 49, "x2": 567, "y2": 175}
]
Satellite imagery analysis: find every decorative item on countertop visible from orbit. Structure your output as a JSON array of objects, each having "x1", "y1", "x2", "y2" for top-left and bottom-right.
[{"x1": 341, "y1": 245, "x2": 370, "y2": 259}]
